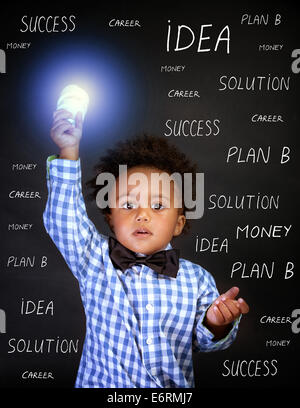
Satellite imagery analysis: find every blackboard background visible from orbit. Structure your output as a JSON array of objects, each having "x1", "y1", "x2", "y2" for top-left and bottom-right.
[{"x1": 0, "y1": 0, "x2": 299, "y2": 390}]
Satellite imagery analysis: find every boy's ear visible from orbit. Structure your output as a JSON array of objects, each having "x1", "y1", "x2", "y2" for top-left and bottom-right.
[{"x1": 173, "y1": 214, "x2": 186, "y2": 237}]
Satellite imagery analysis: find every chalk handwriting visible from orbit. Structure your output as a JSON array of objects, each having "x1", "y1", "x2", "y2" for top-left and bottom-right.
[
  {"x1": 8, "y1": 224, "x2": 33, "y2": 231},
  {"x1": 208, "y1": 194, "x2": 279, "y2": 210},
  {"x1": 11, "y1": 163, "x2": 37, "y2": 170},
  {"x1": 219, "y1": 75, "x2": 290, "y2": 91},
  {"x1": 166, "y1": 20, "x2": 230, "y2": 53},
  {"x1": 8, "y1": 337, "x2": 79, "y2": 353},
  {"x1": 195, "y1": 236, "x2": 228, "y2": 253},
  {"x1": 230, "y1": 261, "x2": 294, "y2": 279},
  {"x1": 164, "y1": 119, "x2": 220, "y2": 136},
  {"x1": 20, "y1": 15, "x2": 76, "y2": 33},
  {"x1": 240, "y1": 14, "x2": 281, "y2": 26},
  {"x1": 222, "y1": 359, "x2": 278, "y2": 377},
  {"x1": 20, "y1": 299, "x2": 54, "y2": 316},
  {"x1": 6, "y1": 256, "x2": 47, "y2": 268}
]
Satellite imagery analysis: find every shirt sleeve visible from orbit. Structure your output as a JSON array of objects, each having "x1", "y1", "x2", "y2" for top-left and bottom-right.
[
  {"x1": 192, "y1": 268, "x2": 241, "y2": 352},
  {"x1": 43, "y1": 155, "x2": 102, "y2": 284}
]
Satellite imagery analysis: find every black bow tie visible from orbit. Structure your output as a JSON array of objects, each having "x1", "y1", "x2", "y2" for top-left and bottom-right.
[{"x1": 108, "y1": 236, "x2": 180, "y2": 278}]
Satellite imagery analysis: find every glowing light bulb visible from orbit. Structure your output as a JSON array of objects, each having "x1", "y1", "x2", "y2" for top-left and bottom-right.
[{"x1": 57, "y1": 84, "x2": 89, "y2": 124}]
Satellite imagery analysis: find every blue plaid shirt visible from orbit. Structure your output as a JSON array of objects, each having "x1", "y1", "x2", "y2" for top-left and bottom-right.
[{"x1": 43, "y1": 156, "x2": 240, "y2": 388}]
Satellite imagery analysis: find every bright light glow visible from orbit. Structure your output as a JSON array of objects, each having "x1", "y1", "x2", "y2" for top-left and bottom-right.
[
  {"x1": 23, "y1": 41, "x2": 145, "y2": 148},
  {"x1": 57, "y1": 84, "x2": 89, "y2": 124}
]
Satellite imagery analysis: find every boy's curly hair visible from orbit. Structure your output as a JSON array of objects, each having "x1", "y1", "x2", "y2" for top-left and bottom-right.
[{"x1": 86, "y1": 133, "x2": 199, "y2": 235}]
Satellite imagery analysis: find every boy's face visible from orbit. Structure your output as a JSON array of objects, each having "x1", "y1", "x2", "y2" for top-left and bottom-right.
[{"x1": 106, "y1": 166, "x2": 186, "y2": 255}]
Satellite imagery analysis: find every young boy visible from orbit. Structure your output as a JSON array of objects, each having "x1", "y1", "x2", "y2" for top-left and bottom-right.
[{"x1": 43, "y1": 109, "x2": 249, "y2": 388}]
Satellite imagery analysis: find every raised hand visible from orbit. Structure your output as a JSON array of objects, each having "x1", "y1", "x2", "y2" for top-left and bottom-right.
[{"x1": 50, "y1": 109, "x2": 83, "y2": 160}]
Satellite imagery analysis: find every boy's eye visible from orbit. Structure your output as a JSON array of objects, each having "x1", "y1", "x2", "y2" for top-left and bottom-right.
[
  {"x1": 120, "y1": 201, "x2": 137, "y2": 209},
  {"x1": 151, "y1": 202, "x2": 165, "y2": 210}
]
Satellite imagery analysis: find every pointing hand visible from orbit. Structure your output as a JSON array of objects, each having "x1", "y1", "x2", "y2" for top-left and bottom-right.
[{"x1": 205, "y1": 286, "x2": 249, "y2": 329}]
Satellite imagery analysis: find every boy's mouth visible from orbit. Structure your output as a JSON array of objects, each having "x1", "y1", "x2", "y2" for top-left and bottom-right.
[{"x1": 133, "y1": 227, "x2": 152, "y2": 236}]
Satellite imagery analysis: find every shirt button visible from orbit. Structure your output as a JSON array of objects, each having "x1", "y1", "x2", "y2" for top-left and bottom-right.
[
  {"x1": 146, "y1": 303, "x2": 154, "y2": 312},
  {"x1": 146, "y1": 337, "x2": 153, "y2": 345}
]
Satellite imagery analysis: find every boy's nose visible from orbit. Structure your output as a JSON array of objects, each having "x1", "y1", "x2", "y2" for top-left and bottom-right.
[{"x1": 135, "y1": 208, "x2": 150, "y2": 222}]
